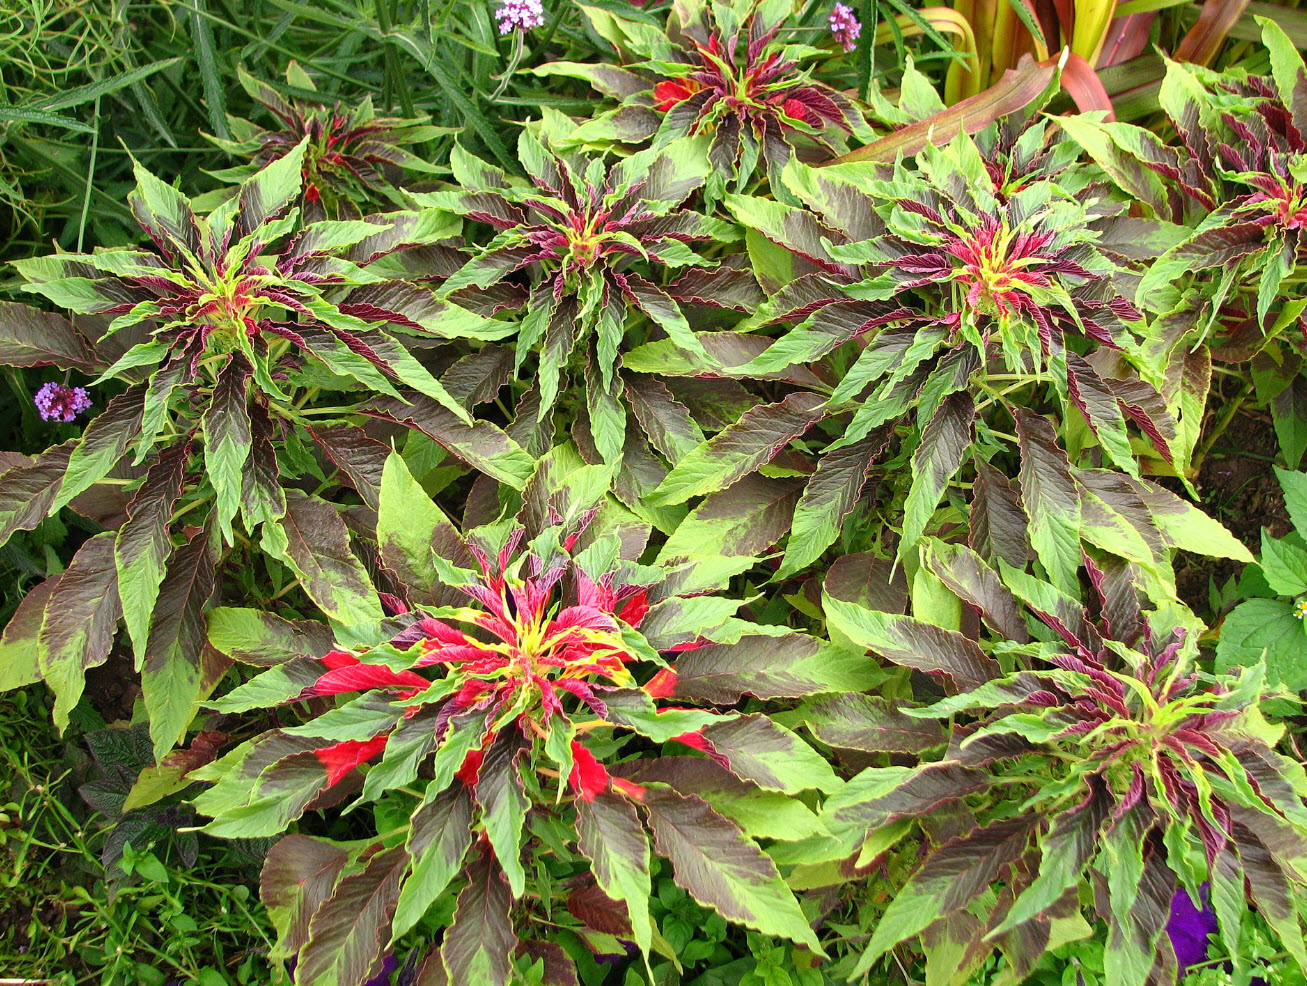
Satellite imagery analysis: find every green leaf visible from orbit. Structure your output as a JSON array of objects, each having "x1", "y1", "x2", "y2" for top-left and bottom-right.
[
  {"x1": 37, "y1": 533, "x2": 121, "y2": 731},
  {"x1": 55, "y1": 387, "x2": 146, "y2": 511},
  {"x1": 643, "y1": 787, "x2": 823, "y2": 953},
  {"x1": 1276, "y1": 467, "x2": 1307, "y2": 534},
  {"x1": 116, "y1": 442, "x2": 189, "y2": 660},
  {"x1": 441, "y1": 846, "x2": 517, "y2": 986},
  {"x1": 902, "y1": 393, "x2": 974, "y2": 554},
  {"x1": 32, "y1": 57, "x2": 180, "y2": 112},
  {"x1": 649, "y1": 393, "x2": 827, "y2": 506},
  {"x1": 780, "y1": 429, "x2": 886, "y2": 578},
  {"x1": 823, "y1": 595, "x2": 999, "y2": 692},
  {"x1": 477, "y1": 728, "x2": 528, "y2": 897},
  {"x1": 854, "y1": 817, "x2": 1036, "y2": 976},
  {"x1": 700, "y1": 714, "x2": 841, "y2": 794},
  {"x1": 1016, "y1": 409, "x2": 1081, "y2": 593},
  {"x1": 206, "y1": 607, "x2": 333, "y2": 667},
  {"x1": 203, "y1": 356, "x2": 253, "y2": 545},
  {"x1": 273, "y1": 492, "x2": 383, "y2": 626},
  {"x1": 261, "y1": 836, "x2": 351, "y2": 962},
  {"x1": 1216, "y1": 598, "x2": 1307, "y2": 691},
  {"x1": 1262, "y1": 532, "x2": 1307, "y2": 597},
  {"x1": 365, "y1": 395, "x2": 535, "y2": 490},
  {"x1": 141, "y1": 529, "x2": 217, "y2": 762},
  {"x1": 377, "y1": 452, "x2": 469, "y2": 603},
  {"x1": 0, "y1": 576, "x2": 60, "y2": 692},
  {"x1": 393, "y1": 785, "x2": 474, "y2": 937},
  {"x1": 988, "y1": 786, "x2": 1108, "y2": 937},
  {"x1": 0, "y1": 301, "x2": 94, "y2": 369},
  {"x1": 671, "y1": 633, "x2": 880, "y2": 703},
  {"x1": 576, "y1": 792, "x2": 653, "y2": 954},
  {"x1": 297, "y1": 844, "x2": 406, "y2": 986},
  {"x1": 659, "y1": 475, "x2": 803, "y2": 561},
  {"x1": 786, "y1": 693, "x2": 946, "y2": 755},
  {"x1": 1136, "y1": 482, "x2": 1254, "y2": 562}
]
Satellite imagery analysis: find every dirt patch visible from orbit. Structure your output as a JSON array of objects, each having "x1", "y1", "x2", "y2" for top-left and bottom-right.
[
  {"x1": 82, "y1": 644, "x2": 140, "y2": 725},
  {"x1": 1175, "y1": 411, "x2": 1290, "y2": 615}
]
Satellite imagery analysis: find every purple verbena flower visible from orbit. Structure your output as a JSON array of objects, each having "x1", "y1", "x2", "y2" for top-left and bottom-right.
[
  {"x1": 828, "y1": 2, "x2": 861, "y2": 53},
  {"x1": 494, "y1": 0, "x2": 544, "y2": 34},
  {"x1": 1167, "y1": 883, "x2": 1217, "y2": 974},
  {"x1": 34, "y1": 382, "x2": 92, "y2": 423}
]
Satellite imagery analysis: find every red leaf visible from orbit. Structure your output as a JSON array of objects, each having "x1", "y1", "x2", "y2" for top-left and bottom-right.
[
  {"x1": 315, "y1": 734, "x2": 389, "y2": 786},
  {"x1": 311, "y1": 663, "x2": 429, "y2": 696},
  {"x1": 568, "y1": 742, "x2": 610, "y2": 802}
]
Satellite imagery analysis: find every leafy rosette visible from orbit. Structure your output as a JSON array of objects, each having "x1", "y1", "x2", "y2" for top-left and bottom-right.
[
  {"x1": 638, "y1": 126, "x2": 1234, "y2": 590},
  {"x1": 801, "y1": 539, "x2": 1307, "y2": 986},
  {"x1": 1061, "y1": 18, "x2": 1307, "y2": 339},
  {"x1": 414, "y1": 112, "x2": 761, "y2": 464},
  {"x1": 0, "y1": 143, "x2": 527, "y2": 757},
  {"x1": 208, "y1": 64, "x2": 451, "y2": 220},
  {"x1": 535, "y1": 0, "x2": 870, "y2": 201},
  {"x1": 192, "y1": 451, "x2": 874, "y2": 986}
]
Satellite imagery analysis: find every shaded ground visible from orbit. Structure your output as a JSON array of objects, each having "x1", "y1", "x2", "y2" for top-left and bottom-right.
[{"x1": 1175, "y1": 411, "x2": 1291, "y2": 615}]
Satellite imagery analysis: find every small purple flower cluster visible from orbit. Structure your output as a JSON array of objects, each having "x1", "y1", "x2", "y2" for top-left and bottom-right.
[
  {"x1": 33, "y1": 382, "x2": 91, "y2": 423},
  {"x1": 828, "y1": 2, "x2": 861, "y2": 52},
  {"x1": 495, "y1": 0, "x2": 544, "y2": 34}
]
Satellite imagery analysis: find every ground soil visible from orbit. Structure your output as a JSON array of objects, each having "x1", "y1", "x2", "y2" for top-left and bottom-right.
[{"x1": 1174, "y1": 410, "x2": 1292, "y2": 615}]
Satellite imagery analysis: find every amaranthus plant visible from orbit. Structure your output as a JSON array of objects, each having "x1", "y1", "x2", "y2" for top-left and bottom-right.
[
  {"x1": 1060, "y1": 18, "x2": 1307, "y2": 464},
  {"x1": 807, "y1": 538, "x2": 1307, "y2": 986},
  {"x1": 0, "y1": 143, "x2": 526, "y2": 758},
  {"x1": 193, "y1": 451, "x2": 873, "y2": 986},
  {"x1": 208, "y1": 65, "x2": 449, "y2": 220},
  {"x1": 536, "y1": 0, "x2": 870, "y2": 202},
  {"x1": 416, "y1": 112, "x2": 760, "y2": 463},
  {"x1": 644, "y1": 122, "x2": 1231, "y2": 592}
]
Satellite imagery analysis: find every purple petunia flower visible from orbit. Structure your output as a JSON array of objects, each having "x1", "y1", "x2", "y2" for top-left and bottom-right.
[
  {"x1": 362, "y1": 953, "x2": 400, "y2": 986},
  {"x1": 494, "y1": 0, "x2": 544, "y2": 34},
  {"x1": 1167, "y1": 884, "x2": 1218, "y2": 974},
  {"x1": 828, "y1": 2, "x2": 861, "y2": 53},
  {"x1": 33, "y1": 382, "x2": 92, "y2": 423}
]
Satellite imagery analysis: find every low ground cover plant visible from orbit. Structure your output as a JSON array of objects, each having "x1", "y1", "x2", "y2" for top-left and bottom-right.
[{"x1": 2, "y1": 3, "x2": 1307, "y2": 986}]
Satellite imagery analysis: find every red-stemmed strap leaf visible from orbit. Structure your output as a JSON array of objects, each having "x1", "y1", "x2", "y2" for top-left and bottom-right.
[
  {"x1": 826, "y1": 57, "x2": 1058, "y2": 165},
  {"x1": 642, "y1": 786, "x2": 824, "y2": 953},
  {"x1": 442, "y1": 841, "x2": 518, "y2": 986},
  {"x1": 297, "y1": 843, "x2": 406, "y2": 986}
]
